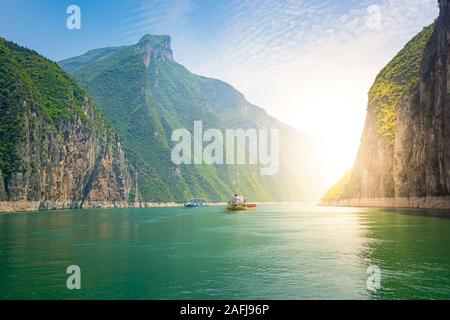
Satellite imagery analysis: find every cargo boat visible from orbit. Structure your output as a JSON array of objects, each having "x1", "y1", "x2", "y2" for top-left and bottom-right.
[{"x1": 226, "y1": 194, "x2": 257, "y2": 211}]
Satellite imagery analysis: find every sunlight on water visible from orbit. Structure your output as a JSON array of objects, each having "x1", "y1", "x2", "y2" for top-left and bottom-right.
[{"x1": 0, "y1": 204, "x2": 450, "y2": 300}]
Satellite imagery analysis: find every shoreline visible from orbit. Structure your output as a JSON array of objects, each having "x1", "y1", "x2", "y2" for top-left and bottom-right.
[
  {"x1": 0, "y1": 201, "x2": 307, "y2": 214},
  {"x1": 319, "y1": 196, "x2": 450, "y2": 210},
  {"x1": 2, "y1": 198, "x2": 449, "y2": 214}
]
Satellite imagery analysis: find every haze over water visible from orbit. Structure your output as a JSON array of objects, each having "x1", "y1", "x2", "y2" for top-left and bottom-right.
[{"x1": 1, "y1": 204, "x2": 449, "y2": 300}]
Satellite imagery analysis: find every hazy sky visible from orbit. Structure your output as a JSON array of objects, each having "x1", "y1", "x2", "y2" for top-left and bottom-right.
[{"x1": 0, "y1": 0, "x2": 439, "y2": 179}]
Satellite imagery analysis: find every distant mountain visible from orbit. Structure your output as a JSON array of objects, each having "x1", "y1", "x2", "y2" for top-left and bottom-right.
[
  {"x1": 60, "y1": 35, "x2": 324, "y2": 202},
  {"x1": 0, "y1": 37, "x2": 136, "y2": 211},
  {"x1": 322, "y1": 0, "x2": 450, "y2": 209}
]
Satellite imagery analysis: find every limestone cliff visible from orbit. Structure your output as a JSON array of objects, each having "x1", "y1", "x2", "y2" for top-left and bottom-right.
[
  {"x1": 322, "y1": 1, "x2": 450, "y2": 209},
  {"x1": 0, "y1": 38, "x2": 136, "y2": 211}
]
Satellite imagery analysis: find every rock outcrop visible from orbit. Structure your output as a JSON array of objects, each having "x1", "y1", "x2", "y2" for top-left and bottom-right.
[
  {"x1": 0, "y1": 37, "x2": 136, "y2": 212},
  {"x1": 135, "y1": 35, "x2": 174, "y2": 67},
  {"x1": 322, "y1": 0, "x2": 450, "y2": 209}
]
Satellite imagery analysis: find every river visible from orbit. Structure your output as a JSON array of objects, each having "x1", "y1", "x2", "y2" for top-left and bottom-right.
[{"x1": 0, "y1": 204, "x2": 449, "y2": 299}]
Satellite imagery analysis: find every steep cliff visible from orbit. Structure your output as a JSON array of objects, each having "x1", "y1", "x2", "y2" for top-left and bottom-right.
[
  {"x1": 0, "y1": 169, "x2": 5, "y2": 200},
  {"x1": 322, "y1": 0, "x2": 450, "y2": 209},
  {"x1": 59, "y1": 35, "x2": 323, "y2": 202},
  {"x1": 0, "y1": 38, "x2": 136, "y2": 211}
]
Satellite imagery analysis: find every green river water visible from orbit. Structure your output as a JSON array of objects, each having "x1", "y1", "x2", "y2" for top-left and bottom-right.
[{"x1": 0, "y1": 204, "x2": 449, "y2": 300}]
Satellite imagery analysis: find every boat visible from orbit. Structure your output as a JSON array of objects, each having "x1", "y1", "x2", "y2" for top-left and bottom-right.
[
  {"x1": 226, "y1": 194, "x2": 257, "y2": 211},
  {"x1": 184, "y1": 198, "x2": 207, "y2": 208}
]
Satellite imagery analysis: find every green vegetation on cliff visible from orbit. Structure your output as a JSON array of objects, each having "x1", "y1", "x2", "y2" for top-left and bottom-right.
[
  {"x1": 323, "y1": 23, "x2": 436, "y2": 201},
  {"x1": 0, "y1": 39, "x2": 27, "y2": 181},
  {"x1": 0, "y1": 38, "x2": 131, "y2": 199},
  {"x1": 321, "y1": 171, "x2": 352, "y2": 201},
  {"x1": 0, "y1": 38, "x2": 89, "y2": 127},
  {"x1": 369, "y1": 23, "x2": 435, "y2": 146},
  {"x1": 0, "y1": 38, "x2": 95, "y2": 182}
]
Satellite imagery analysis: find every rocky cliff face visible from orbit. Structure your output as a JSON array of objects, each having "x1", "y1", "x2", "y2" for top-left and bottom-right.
[
  {"x1": 6, "y1": 99, "x2": 135, "y2": 210},
  {"x1": 323, "y1": 1, "x2": 450, "y2": 208},
  {"x1": 135, "y1": 35, "x2": 173, "y2": 67},
  {"x1": 0, "y1": 169, "x2": 5, "y2": 201},
  {"x1": 0, "y1": 38, "x2": 136, "y2": 211}
]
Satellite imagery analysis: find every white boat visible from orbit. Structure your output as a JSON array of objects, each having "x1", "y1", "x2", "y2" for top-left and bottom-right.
[{"x1": 184, "y1": 198, "x2": 207, "y2": 208}]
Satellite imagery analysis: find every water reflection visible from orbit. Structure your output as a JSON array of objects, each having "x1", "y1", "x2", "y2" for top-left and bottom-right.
[
  {"x1": 358, "y1": 209, "x2": 450, "y2": 299},
  {"x1": 0, "y1": 205, "x2": 449, "y2": 299}
]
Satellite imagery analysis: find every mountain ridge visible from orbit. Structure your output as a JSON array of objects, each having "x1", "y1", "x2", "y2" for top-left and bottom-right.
[{"x1": 59, "y1": 34, "x2": 325, "y2": 202}]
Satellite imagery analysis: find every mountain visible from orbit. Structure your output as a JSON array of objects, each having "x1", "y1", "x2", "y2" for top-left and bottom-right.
[
  {"x1": 59, "y1": 35, "x2": 325, "y2": 202},
  {"x1": 0, "y1": 37, "x2": 136, "y2": 212},
  {"x1": 322, "y1": 0, "x2": 450, "y2": 209}
]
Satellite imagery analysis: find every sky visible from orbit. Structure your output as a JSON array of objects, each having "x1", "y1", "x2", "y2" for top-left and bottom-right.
[{"x1": 0, "y1": 0, "x2": 440, "y2": 183}]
